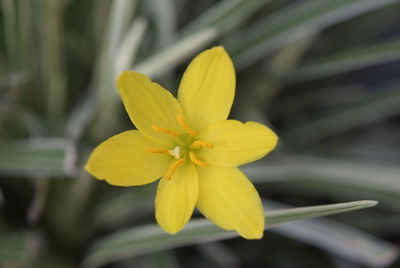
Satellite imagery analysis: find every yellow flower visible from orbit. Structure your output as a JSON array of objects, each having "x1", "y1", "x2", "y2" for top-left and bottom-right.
[{"x1": 85, "y1": 47, "x2": 278, "y2": 239}]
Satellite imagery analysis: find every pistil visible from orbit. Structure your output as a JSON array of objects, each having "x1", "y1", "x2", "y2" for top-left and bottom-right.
[{"x1": 168, "y1": 146, "x2": 181, "y2": 159}]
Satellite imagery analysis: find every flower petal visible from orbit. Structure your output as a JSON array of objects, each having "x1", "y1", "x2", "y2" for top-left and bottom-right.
[
  {"x1": 155, "y1": 163, "x2": 198, "y2": 234},
  {"x1": 178, "y1": 47, "x2": 235, "y2": 131},
  {"x1": 117, "y1": 71, "x2": 183, "y2": 146},
  {"x1": 85, "y1": 130, "x2": 170, "y2": 186},
  {"x1": 197, "y1": 120, "x2": 278, "y2": 167},
  {"x1": 196, "y1": 166, "x2": 264, "y2": 239}
]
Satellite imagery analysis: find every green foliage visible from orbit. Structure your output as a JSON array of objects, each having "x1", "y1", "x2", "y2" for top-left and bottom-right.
[
  {"x1": 83, "y1": 201, "x2": 377, "y2": 267},
  {"x1": 1, "y1": 0, "x2": 399, "y2": 267}
]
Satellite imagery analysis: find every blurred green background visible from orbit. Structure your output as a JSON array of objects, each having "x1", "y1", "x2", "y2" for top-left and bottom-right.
[{"x1": 1, "y1": 0, "x2": 400, "y2": 267}]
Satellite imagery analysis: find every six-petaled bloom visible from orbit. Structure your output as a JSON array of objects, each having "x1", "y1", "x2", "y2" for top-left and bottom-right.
[{"x1": 84, "y1": 47, "x2": 278, "y2": 239}]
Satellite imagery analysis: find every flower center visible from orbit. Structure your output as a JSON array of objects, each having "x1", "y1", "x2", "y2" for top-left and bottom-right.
[
  {"x1": 168, "y1": 146, "x2": 181, "y2": 159},
  {"x1": 146, "y1": 115, "x2": 214, "y2": 180}
]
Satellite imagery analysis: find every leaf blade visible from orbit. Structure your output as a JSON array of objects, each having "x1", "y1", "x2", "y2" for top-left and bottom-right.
[
  {"x1": 229, "y1": 0, "x2": 399, "y2": 69},
  {"x1": 83, "y1": 200, "x2": 377, "y2": 267}
]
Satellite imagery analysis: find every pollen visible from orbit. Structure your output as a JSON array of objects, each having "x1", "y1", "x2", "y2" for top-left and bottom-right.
[
  {"x1": 168, "y1": 146, "x2": 181, "y2": 159},
  {"x1": 165, "y1": 159, "x2": 185, "y2": 180},
  {"x1": 177, "y1": 115, "x2": 197, "y2": 137},
  {"x1": 189, "y1": 152, "x2": 208, "y2": 167},
  {"x1": 151, "y1": 125, "x2": 180, "y2": 137},
  {"x1": 193, "y1": 140, "x2": 214, "y2": 149}
]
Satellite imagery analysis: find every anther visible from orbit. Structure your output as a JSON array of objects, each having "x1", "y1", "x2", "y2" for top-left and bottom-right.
[
  {"x1": 193, "y1": 140, "x2": 214, "y2": 149},
  {"x1": 165, "y1": 159, "x2": 185, "y2": 180},
  {"x1": 151, "y1": 125, "x2": 180, "y2": 137},
  {"x1": 177, "y1": 115, "x2": 197, "y2": 137},
  {"x1": 146, "y1": 148, "x2": 170, "y2": 155},
  {"x1": 189, "y1": 152, "x2": 208, "y2": 167}
]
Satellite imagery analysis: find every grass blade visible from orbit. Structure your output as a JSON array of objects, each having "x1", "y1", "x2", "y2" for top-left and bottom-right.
[
  {"x1": 89, "y1": 185, "x2": 154, "y2": 229},
  {"x1": 230, "y1": 0, "x2": 399, "y2": 69},
  {"x1": 147, "y1": 0, "x2": 177, "y2": 47},
  {"x1": 243, "y1": 155, "x2": 400, "y2": 207},
  {"x1": 179, "y1": 0, "x2": 272, "y2": 36},
  {"x1": 1, "y1": 0, "x2": 21, "y2": 70},
  {"x1": 266, "y1": 201, "x2": 398, "y2": 267},
  {"x1": 284, "y1": 38, "x2": 400, "y2": 82},
  {"x1": 90, "y1": 0, "x2": 137, "y2": 138},
  {"x1": 114, "y1": 17, "x2": 147, "y2": 78},
  {"x1": 132, "y1": 0, "x2": 273, "y2": 78},
  {"x1": 132, "y1": 28, "x2": 218, "y2": 78},
  {"x1": 283, "y1": 84, "x2": 400, "y2": 145},
  {"x1": 0, "y1": 138, "x2": 74, "y2": 177},
  {"x1": 0, "y1": 232, "x2": 38, "y2": 265},
  {"x1": 41, "y1": 0, "x2": 67, "y2": 122},
  {"x1": 83, "y1": 200, "x2": 377, "y2": 267}
]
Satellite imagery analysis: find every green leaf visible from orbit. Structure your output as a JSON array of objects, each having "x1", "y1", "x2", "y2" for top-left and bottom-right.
[
  {"x1": 90, "y1": 0, "x2": 137, "y2": 138},
  {"x1": 83, "y1": 200, "x2": 377, "y2": 267},
  {"x1": 132, "y1": 0, "x2": 273, "y2": 78},
  {"x1": 135, "y1": 252, "x2": 181, "y2": 268},
  {"x1": 147, "y1": 0, "x2": 177, "y2": 47},
  {"x1": 41, "y1": 0, "x2": 67, "y2": 121},
  {"x1": 0, "y1": 232, "x2": 35, "y2": 264},
  {"x1": 114, "y1": 17, "x2": 148, "y2": 77},
  {"x1": 179, "y1": 0, "x2": 272, "y2": 36},
  {"x1": 0, "y1": 138, "x2": 73, "y2": 177},
  {"x1": 266, "y1": 201, "x2": 398, "y2": 267},
  {"x1": 1, "y1": 0, "x2": 22, "y2": 70},
  {"x1": 283, "y1": 38, "x2": 400, "y2": 82},
  {"x1": 229, "y1": 0, "x2": 399, "y2": 69},
  {"x1": 283, "y1": 84, "x2": 400, "y2": 145},
  {"x1": 244, "y1": 155, "x2": 400, "y2": 207},
  {"x1": 89, "y1": 184, "x2": 155, "y2": 229},
  {"x1": 132, "y1": 28, "x2": 218, "y2": 78}
]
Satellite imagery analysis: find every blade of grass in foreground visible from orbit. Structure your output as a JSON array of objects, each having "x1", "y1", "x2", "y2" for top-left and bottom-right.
[
  {"x1": 83, "y1": 200, "x2": 377, "y2": 267},
  {"x1": 266, "y1": 201, "x2": 398, "y2": 267}
]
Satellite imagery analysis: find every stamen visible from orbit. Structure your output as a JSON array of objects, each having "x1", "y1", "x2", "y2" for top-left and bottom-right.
[
  {"x1": 168, "y1": 146, "x2": 181, "y2": 159},
  {"x1": 189, "y1": 152, "x2": 208, "y2": 167},
  {"x1": 151, "y1": 125, "x2": 180, "y2": 137},
  {"x1": 165, "y1": 159, "x2": 185, "y2": 180},
  {"x1": 193, "y1": 140, "x2": 214, "y2": 149},
  {"x1": 177, "y1": 115, "x2": 197, "y2": 137},
  {"x1": 146, "y1": 148, "x2": 170, "y2": 155}
]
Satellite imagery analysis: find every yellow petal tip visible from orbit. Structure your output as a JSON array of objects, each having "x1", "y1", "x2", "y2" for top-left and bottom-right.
[
  {"x1": 116, "y1": 71, "x2": 148, "y2": 92},
  {"x1": 157, "y1": 221, "x2": 185, "y2": 235},
  {"x1": 211, "y1": 46, "x2": 225, "y2": 51},
  {"x1": 83, "y1": 160, "x2": 93, "y2": 175},
  {"x1": 83, "y1": 162, "x2": 104, "y2": 182},
  {"x1": 116, "y1": 70, "x2": 133, "y2": 82},
  {"x1": 83, "y1": 163, "x2": 90, "y2": 173},
  {"x1": 241, "y1": 230, "x2": 264, "y2": 240},
  {"x1": 162, "y1": 227, "x2": 179, "y2": 235}
]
